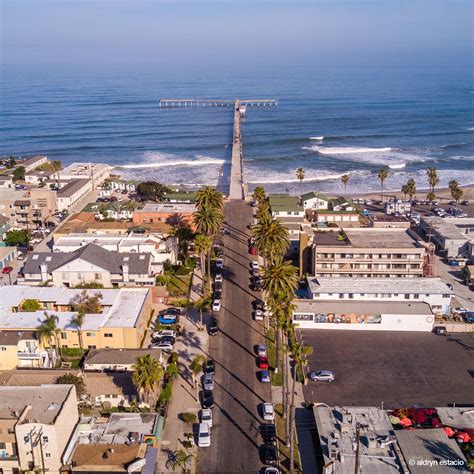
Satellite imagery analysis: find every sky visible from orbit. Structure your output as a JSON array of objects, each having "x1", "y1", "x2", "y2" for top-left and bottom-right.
[{"x1": 1, "y1": 0, "x2": 473, "y2": 72}]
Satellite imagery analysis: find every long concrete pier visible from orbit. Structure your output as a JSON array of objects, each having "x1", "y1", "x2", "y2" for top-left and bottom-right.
[{"x1": 229, "y1": 100, "x2": 245, "y2": 200}]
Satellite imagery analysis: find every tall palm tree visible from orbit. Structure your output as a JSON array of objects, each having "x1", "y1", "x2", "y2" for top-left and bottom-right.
[
  {"x1": 165, "y1": 449, "x2": 193, "y2": 473},
  {"x1": 252, "y1": 219, "x2": 290, "y2": 263},
  {"x1": 36, "y1": 312, "x2": 61, "y2": 367},
  {"x1": 261, "y1": 256, "x2": 299, "y2": 297},
  {"x1": 192, "y1": 296, "x2": 211, "y2": 328},
  {"x1": 377, "y1": 168, "x2": 389, "y2": 202},
  {"x1": 252, "y1": 186, "x2": 266, "y2": 205},
  {"x1": 341, "y1": 174, "x2": 350, "y2": 195},
  {"x1": 51, "y1": 160, "x2": 62, "y2": 189},
  {"x1": 193, "y1": 233, "x2": 212, "y2": 287},
  {"x1": 132, "y1": 354, "x2": 163, "y2": 407},
  {"x1": 255, "y1": 199, "x2": 272, "y2": 224},
  {"x1": 189, "y1": 355, "x2": 206, "y2": 400},
  {"x1": 426, "y1": 167, "x2": 439, "y2": 199},
  {"x1": 289, "y1": 340, "x2": 313, "y2": 471},
  {"x1": 296, "y1": 168, "x2": 305, "y2": 195},
  {"x1": 451, "y1": 185, "x2": 463, "y2": 208},
  {"x1": 195, "y1": 186, "x2": 224, "y2": 211},
  {"x1": 70, "y1": 308, "x2": 85, "y2": 355},
  {"x1": 404, "y1": 178, "x2": 416, "y2": 214},
  {"x1": 193, "y1": 206, "x2": 223, "y2": 238}
]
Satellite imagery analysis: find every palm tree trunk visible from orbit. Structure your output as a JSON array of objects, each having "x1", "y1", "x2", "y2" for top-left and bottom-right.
[
  {"x1": 290, "y1": 363, "x2": 297, "y2": 472},
  {"x1": 285, "y1": 342, "x2": 291, "y2": 447},
  {"x1": 380, "y1": 183, "x2": 383, "y2": 202},
  {"x1": 300, "y1": 180, "x2": 303, "y2": 196},
  {"x1": 199, "y1": 308, "x2": 203, "y2": 327},
  {"x1": 78, "y1": 329, "x2": 84, "y2": 355},
  {"x1": 275, "y1": 324, "x2": 280, "y2": 374},
  {"x1": 207, "y1": 248, "x2": 212, "y2": 292}
]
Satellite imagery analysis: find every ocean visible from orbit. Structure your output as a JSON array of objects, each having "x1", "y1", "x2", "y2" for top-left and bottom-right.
[{"x1": 1, "y1": 65, "x2": 473, "y2": 195}]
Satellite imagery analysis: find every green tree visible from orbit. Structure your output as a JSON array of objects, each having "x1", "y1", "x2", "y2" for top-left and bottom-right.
[
  {"x1": 6, "y1": 156, "x2": 16, "y2": 168},
  {"x1": 252, "y1": 186, "x2": 266, "y2": 205},
  {"x1": 164, "y1": 361, "x2": 179, "y2": 382},
  {"x1": 252, "y1": 219, "x2": 289, "y2": 263},
  {"x1": 70, "y1": 290, "x2": 103, "y2": 313},
  {"x1": 296, "y1": 167, "x2": 305, "y2": 195},
  {"x1": 451, "y1": 186, "x2": 463, "y2": 208},
  {"x1": 193, "y1": 234, "x2": 212, "y2": 288},
  {"x1": 195, "y1": 186, "x2": 224, "y2": 211},
  {"x1": 377, "y1": 168, "x2": 389, "y2": 202},
  {"x1": 192, "y1": 296, "x2": 211, "y2": 328},
  {"x1": 189, "y1": 355, "x2": 206, "y2": 400},
  {"x1": 36, "y1": 312, "x2": 61, "y2": 366},
  {"x1": 426, "y1": 167, "x2": 439, "y2": 199},
  {"x1": 404, "y1": 178, "x2": 416, "y2": 214},
  {"x1": 426, "y1": 191, "x2": 436, "y2": 203},
  {"x1": 70, "y1": 308, "x2": 85, "y2": 354},
  {"x1": 56, "y1": 373, "x2": 86, "y2": 399},
  {"x1": 12, "y1": 166, "x2": 25, "y2": 182},
  {"x1": 341, "y1": 174, "x2": 350, "y2": 194},
  {"x1": 165, "y1": 449, "x2": 193, "y2": 473},
  {"x1": 261, "y1": 256, "x2": 299, "y2": 297},
  {"x1": 132, "y1": 354, "x2": 163, "y2": 406},
  {"x1": 20, "y1": 299, "x2": 41, "y2": 312},
  {"x1": 136, "y1": 181, "x2": 170, "y2": 201},
  {"x1": 5, "y1": 229, "x2": 29, "y2": 246},
  {"x1": 51, "y1": 160, "x2": 62, "y2": 188}
]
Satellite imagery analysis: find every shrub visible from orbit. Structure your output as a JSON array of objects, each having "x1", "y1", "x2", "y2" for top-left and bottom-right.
[
  {"x1": 158, "y1": 382, "x2": 173, "y2": 405},
  {"x1": 20, "y1": 299, "x2": 41, "y2": 312},
  {"x1": 179, "y1": 412, "x2": 197, "y2": 424},
  {"x1": 56, "y1": 373, "x2": 86, "y2": 398},
  {"x1": 175, "y1": 265, "x2": 191, "y2": 276}
]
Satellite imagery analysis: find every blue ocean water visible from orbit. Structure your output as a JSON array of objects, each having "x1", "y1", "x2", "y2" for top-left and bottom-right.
[{"x1": 1, "y1": 66, "x2": 473, "y2": 194}]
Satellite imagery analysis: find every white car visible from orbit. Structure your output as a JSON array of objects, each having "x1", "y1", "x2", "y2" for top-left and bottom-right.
[
  {"x1": 198, "y1": 422, "x2": 211, "y2": 447},
  {"x1": 215, "y1": 258, "x2": 224, "y2": 269},
  {"x1": 251, "y1": 261, "x2": 259, "y2": 271},
  {"x1": 256, "y1": 344, "x2": 267, "y2": 357},
  {"x1": 150, "y1": 341, "x2": 174, "y2": 351},
  {"x1": 309, "y1": 370, "x2": 335, "y2": 382},
  {"x1": 254, "y1": 310, "x2": 264, "y2": 321},
  {"x1": 212, "y1": 299, "x2": 221, "y2": 312},
  {"x1": 454, "y1": 307, "x2": 468, "y2": 315},
  {"x1": 152, "y1": 330, "x2": 176, "y2": 340},
  {"x1": 200, "y1": 408, "x2": 213, "y2": 428},
  {"x1": 214, "y1": 273, "x2": 223, "y2": 283},
  {"x1": 262, "y1": 403, "x2": 275, "y2": 421}
]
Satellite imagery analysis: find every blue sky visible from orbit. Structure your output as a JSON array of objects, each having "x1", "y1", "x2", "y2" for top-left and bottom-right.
[{"x1": 1, "y1": 0, "x2": 472, "y2": 70}]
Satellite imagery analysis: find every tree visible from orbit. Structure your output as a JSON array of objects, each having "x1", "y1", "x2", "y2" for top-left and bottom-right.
[
  {"x1": 261, "y1": 256, "x2": 299, "y2": 297},
  {"x1": 252, "y1": 219, "x2": 289, "y2": 263},
  {"x1": 70, "y1": 308, "x2": 85, "y2": 354},
  {"x1": 195, "y1": 186, "x2": 224, "y2": 211},
  {"x1": 451, "y1": 186, "x2": 463, "y2": 208},
  {"x1": 51, "y1": 160, "x2": 62, "y2": 188},
  {"x1": 189, "y1": 355, "x2": 206, "y2": 400},
  {"x1": 426, "y1": 191, "x2": 436, "y2": 203},
  {"x1": 136, "y1": 181, "x2": 170, "y2": 201},
  {"x1": 132, "y1": 354, "x2": 163, "y2": 406},
  {"x1": 12, "y1": 166, "x2": 25, "y2": 182},
  {"x1": 6, "y1": 156, "x2": 16, "y2": 168},
  {"x1": 377, "y1": 168, "x2": 389, "y2": 202},
  {"x1": 165, "y1": 449, "x2": 193, "y2": 473},
  {"x1": 252, "y1": 186, "x2": 266, "y2": 205},
  {"x1": 426, "y1": 167, "x2": 439, "y2": 198},
  {"x1": 341, "y1": 174, "x2": 350, "y2": 194},
  {"x1": 296, "y1": 167, "x2": 305, "y2": 195},
  {"x1": 56, "y1": 373, "x2": 86, "y2": 399},
  {"x1": 194, "y1": 234, "x2": 212, "y2": 287},
  {"x1": 36, "y1": 312, "x2": 61, "y2": 367},
  {"x1": 404, "y1": 178, "x2": 416, "y2": 214},
  {"x1": 164, "y1": 361, "x2": 179, "y2": 382},
  {"x1": 70, "y1": 290, "x2": 103, "y2": 313},
  {"x1": 192, "y1": 296, "x2": 211, "y2": 328},
  {"x1": 5, "y1": 229, "x2": 29, "y2": 247},
  {"x1": 20, "y1": 299, "x2": 41, "y2": 312}
]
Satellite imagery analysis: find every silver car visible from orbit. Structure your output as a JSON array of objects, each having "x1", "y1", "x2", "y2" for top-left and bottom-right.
[
  {"x1": 202, "y1": 373, "x2": 214, "y2": 390},
  {"x1": 309, "y1": 370, "x2": 335, "y2": 382}
]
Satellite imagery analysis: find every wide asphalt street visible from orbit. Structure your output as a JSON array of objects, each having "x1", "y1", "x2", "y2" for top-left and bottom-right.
[{"x1": 198, "y1": 201, "x2": 272, "y2": 473}]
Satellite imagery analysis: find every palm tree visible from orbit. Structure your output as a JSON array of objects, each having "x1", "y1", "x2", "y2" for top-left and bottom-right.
[
  {"x1": 426, "y1": 167, "x2": 439, "y2": 199},
  {"x1": 192, "y1": 296, "x2": 211, "y2": 328},
  {"x1": 252, "y1": 186, "x2": 266, "y2": 205},
  {"x1": 296, "y1": 168, "x2": 305, "y2": 195},
  {"x1": 404, "y1": 178, "x2": 416, "y2": 214},
  {"x1": 189, "y1": 355, "x2": 206, "y2": 400},
  {"x1": 193, "y1": 234, "x2": 212, "y2": 287},
  {"x1": 132, "y1": 354, "x2": 163, "y2": 407},
  {"x1": 289, "y1": 340, "x2": 313, "y2": 471},
  {"x1": 377, "y1": 168, "x2": 389, "y2": 202},
  {"x1": 165, "y1": 449, "x2": 193, "y2": 473},
  {"x1": 255, "y1": 199, "x2": 272, "y2": 224},
  {"x1": 195, "y1": 186, "x2": 223, "y2": 211},
  {"x1": 51, "y1": 160, "x2": 62, "y2": 189},
  {"x1": 36, "y1": 312, "x2": 61, "y2": 367},
  {"x1": 451, "y1": 186, "x2": 463, "y2": 208},
  {"x1": 341, "y1": 174, "x2": 350, "y2": 195},
  {"x1": 70, "y1": 308, "x2": 85, "y2": 355},
  {"x1": 401, "y1": 184, "x2": 408, "y2": 201},
  {"x1": 261, "y1": 256, "x2": 299, "y2": 297},
  {"x1": 252, "y1": 219, "x2": 289, "y2": 263}
]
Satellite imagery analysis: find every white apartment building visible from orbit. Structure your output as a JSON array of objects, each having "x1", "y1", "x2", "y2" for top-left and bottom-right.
[
  {"x1": 60, "y1": 163, "x2": 110, "y2": 189},
  {"x1": 307, "y1": 276, "x2": 453, "y2": 314},
  {"x1": 0, "y1": 384, "x2": 78, "y2": 474}
]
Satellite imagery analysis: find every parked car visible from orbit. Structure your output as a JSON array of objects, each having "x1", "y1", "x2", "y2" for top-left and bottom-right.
[
  {"x1": 262, "y1": 403, "x2": 275, "y2": 421},
  {"x1": 260, "y1": 423, "x2": 277, "y2": 443},
  {"x1": 209, "y1": 318, "x2": 219, "y2": 336},
  {"x1": 214, "y1": 273, "x2": 223, "y2": 283},
  {"x1": 254, "y1": 310, "x2": 264, "y2": 321},
  {"x1": 256, "y1": 344, "x2": 267, "y2": 357},
  {"x1": 214, "y1": 281, "x2": 223, "y2": 292},
  {"x1": 198, "y1": 422, "x2": 211, "y2": 447},
  {"x1": 212, "y1": 299, "x2": 221, "y2": 312},
  {"x1": 204, "y1": 359, "x2": 216, "y2": 375},
  {"x1": 465, "y1": 312, "x2": 474, "y2": 323},
  {"x1": 258, "y1": 356, "x2": 269, "y2": 369},
  {"x1": 453, "y1": 307, "x2": 468, "y2": 315},
  {"x1": 249, "y1": 246, "x2": 258, "y2": 255},
  {"x1": 215, "y1": 247, "x2": 223, "y2": 258},
  {"x1": 259, "y1": 370, "x2": 271, "y2": 383},
  {"x1": 251, "y1": 281, "x2": 262, "y2": 291},
  {"x1": 261, "y1": 444, "x2": 278, "y2": 466},
  {"x1": 215, "y1": 258, "x2": 224, "y2": 269},
  {"x1": 202, "y1": 373, "x2": 214, "y2": 390},
  {"x1": 461, "y1": 200, "x2": 470, "y2": 206},
  {"x1": 309, "y1": 370, "x2": 335, "y2": 382},
  {"x1": 159, "y1": 314, "x2": 177, "y2": 325},
  {"x1": 254, "y1": 299, "x2": 264, "y2": 310},
  {"x1": 202, "y1": 390, "x2": 215, "y2": 409},
  {"x1": 251, "y1": 261, "x2": 260, "y2": 271},
  {"x1": 149, "y1": 341, "x2": 174, "y2": 351},
  {"x1": 152, "y1": 329, "x2": 176, "y2": 340},
  {"x1": 200, "y1": 408, "x2": 213, "y2": 428}
]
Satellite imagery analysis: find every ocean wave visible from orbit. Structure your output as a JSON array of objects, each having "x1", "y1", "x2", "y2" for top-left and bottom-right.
[
  {"x1": 310, "y1": 136, "x2": 324, "y2": 141},
  {"x1": 467, "y1": 127, "x2": 474, "y2": 131},
  {"x1": 305, "y1": 145, "x2": 392, "y2": 155},
  {"x1": 115, "y1": 152, "x2": 225, "y2": 170},
  {"x1": 388, "y1": 163, "x2": 406, "y2": 169}
]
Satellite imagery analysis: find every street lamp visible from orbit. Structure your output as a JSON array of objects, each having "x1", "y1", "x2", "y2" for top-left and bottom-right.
[{"x1": 2, "y1": 266, "x2": 13, "y2": 285}]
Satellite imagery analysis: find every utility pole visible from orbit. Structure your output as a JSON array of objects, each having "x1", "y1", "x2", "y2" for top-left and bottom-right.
[{"x1": 354, "y1": 421, "x2": 361, "y2": 474}]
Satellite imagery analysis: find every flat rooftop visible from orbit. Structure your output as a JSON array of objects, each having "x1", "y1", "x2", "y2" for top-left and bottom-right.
[
  {"x1": 104, "y1": 413, "x2": 158, "y2": 443},
  {"x1": 343, "y1": 228, "x2": 420, "y2": 248},
  {"x1": 57, "y1": 178, "x2": 90, "y2": 198},
  {"x1": 308, "y1": 277, "x2": 453, "y2": 296},
  {"x1": 421, "y1": 216, "x2": 470, "y2": 241},
  {"x1": 61, "y1": 162, "x2": 110, "y2": 176},
  {"x1": 71, "y1": 443, "x2": 146, "y2": 469},
  {"x1": 85, "y1": 348, "x2": 162, "y2": 366},
  {"x1": 436, "y1": 407, "x2": 474, "y2": 431},
  {"x1": 295, "y1": 299, "x2": 433, "y2": 315},
  {"x1": 139, "y1": 202, "x2": 196, "y2": 213},
  {"x1": 0, "y1": 384, "x2": 73, "y2": 424},
  {"x1": 313, "y1": 405, "x2": 406, "y2": 473}
]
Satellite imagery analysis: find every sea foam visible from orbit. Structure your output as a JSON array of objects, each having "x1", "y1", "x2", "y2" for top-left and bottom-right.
[{"x1": 307, "y1": 146, "x2": 392, "y2": 155}]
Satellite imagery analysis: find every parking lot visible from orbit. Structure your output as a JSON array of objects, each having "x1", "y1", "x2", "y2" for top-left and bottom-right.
[{"x1": 298, "y1": 329, "x2": 474, "y2": 408}]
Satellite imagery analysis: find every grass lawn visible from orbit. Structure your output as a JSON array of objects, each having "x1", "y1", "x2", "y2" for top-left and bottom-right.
[
  {"x1": 275, "y1": 403, "x2": 302, "y2": 473},
  {"x1": 167, "y1": 274, "x2": 191, "y2": 296},
  {"x1": 266, "y1": 328, "x2": 282, "y2": 386}
]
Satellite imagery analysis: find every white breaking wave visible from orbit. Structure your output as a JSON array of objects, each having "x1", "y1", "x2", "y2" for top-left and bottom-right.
[
  {"x1": 116, "y1": 158, "x2": 224, "y2": 170},
  {"x1": 306, "y1": 145, "x2": 392, "y2": 155},
  {"x1": 388, "y1": 163, "x2": 406, "y2": 169},
  {"x1": 467, "y1": 127, "x2": 474, "y2": 131},
  {"x1": 310, "y1": 136, "x2": 324, "y2": 140}
]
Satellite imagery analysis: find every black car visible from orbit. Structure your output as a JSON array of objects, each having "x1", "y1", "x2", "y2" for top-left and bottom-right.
[
  {"x1": 202, "y1": 389, "x2": 215, "y2": 409},
  {"x1": 164, "y1": 308, "x2": 181, "y2": 317},
  {"x1": 209, "y1": 318, "x2": 219, "y2": 336},
  {"x1": 251, "y1": 282, "x2": 262, "y2": 291},
  {"x1": 155, "y1": 336, "x2": 176, "y2": 344},
  {"x1": 261, "y1": 444, "x2": 278, "y2": 466},
  {"x1": 214, "y1": 281, "x2": 223, "y2": 292},
  {"x1": 253, "y1": 299, "x2": 264, "y2": 310},
  {"x1": 213, "y1": 290, "x2": 222, "y2": 300},
  {"x1": 204, "y1": 359, "x2": 216, "y2": 375},
  {"x1": 260, "y1": 423, "x2": 277, "y2": 443},
  {"x1": 215, "y1": 248, "x2": 224, "y2": 258}
]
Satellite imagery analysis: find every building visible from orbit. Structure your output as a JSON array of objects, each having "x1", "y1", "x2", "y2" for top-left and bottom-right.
[
  {"x1": 293, "y1": 299, "x2": 434, "y2": 331},
  {"x1": 0, "y1": 215, "x2": 11, "y2": 240},
  {"x1": 108, "y1": 178, "x2": 137, "y2": 193},
  {"x1": 307, "y1": 276, "x2": 453, "y2": 314},
  {"x1": 419, "y1": 216, "x2": 472, "y2": 259},
  {"x1": 0, "y1": 286, "x2": 153, "y2": 350},
  {"x1": 162, "y1": 191, "x2": 197, "y2": 203},
  {"x1": 368, "y1": 214, "x2": 411, "y2": 229},
  {"x1": 313, "y1": 405, "x2": 408, "y2": 473},
  {"x1": 60, "y1": 162, "x2": 110, "y2": 189},
  {"x1": 0, "y1": 330, "x2": 51, "y2": 370},
  {"x1": 19, "y1": 155, "x2": 49, "y2": 173},
  {"x1": 310, "y1": 209, "x2": 359, "y2": 224},
  {"x1": 20, "y1": 243, "x2": 155, "y2": 287},
  {"x1": 53, "y1": 232, "x2": 177, "y2": 267},
  {"x1": 268, "y1": 194, "x2": 305, "y2": 221},
  {"x1": 0, "y1": 384, "x2": 78, "y2": 474},
  {"x1": 133, "y1": 202, "x2": 196, "y2": 228},
  {"x1": 300, "y1": 191, "x2": 329, "y2": 210},
  {"x1": 57, "y1": 179, "x2": 92, "y2": 212},
  {"x1": 0, "y1": 246, "x2": 17, "y2": 270},
  {"x1": 25, "y1": 167, "x2": 56, "y2": 186},
  {"x1": 385, "y1": 199, "x2": 412, "y2": 215},
  {"x1": 84, "y1": 348, "x2": 163, "y2": 372},
  {"x1": 309, "y1": 228, "x2": 425, "y2": 278},
  {"x1": 330, "y1": 196, "x2": 356, "y2": 212}
]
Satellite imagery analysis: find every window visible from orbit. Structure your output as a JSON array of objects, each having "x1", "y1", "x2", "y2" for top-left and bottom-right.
[
  {"x1": 77, "y1": 272, "x2": 84, "y2": 280},
  {"x1": 404, "y1": 294, "x2": 410, "y2": 300},
  {"x1": 0, "y1": 347, "x2": 6, "y2": 351},
  {"x1": 348, "y1": 293, "x2": 354, "y2": 299},
  {"x1": 338, "y1": 293, "x2": 344, "y2": 299},
  {"x1": 62, "y1": 272, "x2": 68, "y2": 281},
  {"x1": 104, "y1": 333, "x2": 113, "y2": 338},
  {"x1": 0, "y1": 442, "x2": 6, "y2": 449},
  {"x1": 86, "y1": 332, "x2": 96, "y2": 337},
  {"x1": 414, "y1": 294, "x2": 419, "y2": 299},
  {"x1": 45, "y1": 453, "x2": 51, "y2": 458},
  {"x1": 112, "y1": 394, "x2": 118, "y2": 398},
  {"x1": 42, "y1": 436, "x2": 49, "y2": 443},
  {"x1": 94, "y1": 273, "x2": 101, "y2": 280},
  {"x1": 61, "y1": 332, "x2": 67, "y2": 340},
  {"x1": 87, "y1": 345, "x2": 97, "y2": 349}
]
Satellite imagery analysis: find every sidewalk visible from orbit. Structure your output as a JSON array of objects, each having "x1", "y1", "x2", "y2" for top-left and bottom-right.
[{"x1": 155, "y1": 268, "x2": 209, "y2": 473}]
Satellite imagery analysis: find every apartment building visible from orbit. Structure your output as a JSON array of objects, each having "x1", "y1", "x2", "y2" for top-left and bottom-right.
[
  {"x1": 268, "y1": 194, "x2": 305, "y2": 221},
  {"x1": 307, "y1": 228, "x2": 425, "y2": 277},
  {"x1": 132, "y1": 202, "x2": 196, "y2": 228},
  {"x1": 56, "y1": 179, "x2": 92, "y2": 212},
  {"x1": 0, "y1": 384, "x2": 78, "y2": 474},
  {"x1": 0, "y1": 286, "x2": 153, "y2": 351},
  {"x1": 0, "y1": 330, "x2": 51, "y2": 370},
  {"x1": 60, "y1": 162, "x2": 110, "y2": 189}
]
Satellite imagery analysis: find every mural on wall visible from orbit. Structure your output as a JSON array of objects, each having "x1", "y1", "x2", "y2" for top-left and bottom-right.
[{"x1": 294, "y1": 312, "x2": 382, "y2": 324}]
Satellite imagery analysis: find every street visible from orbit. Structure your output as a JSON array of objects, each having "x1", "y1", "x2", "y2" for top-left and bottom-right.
[{"x1": 198, "y1": 201, "x2": 272, "y2": 473}]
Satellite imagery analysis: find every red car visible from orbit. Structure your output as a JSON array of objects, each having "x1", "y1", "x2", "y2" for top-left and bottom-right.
[
  {"x1": 258, "y1": 356, "x2": 269, "y2": 369},
  {"x1": 249, "y1": 245, "x2": 257, "y2": 255}
]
